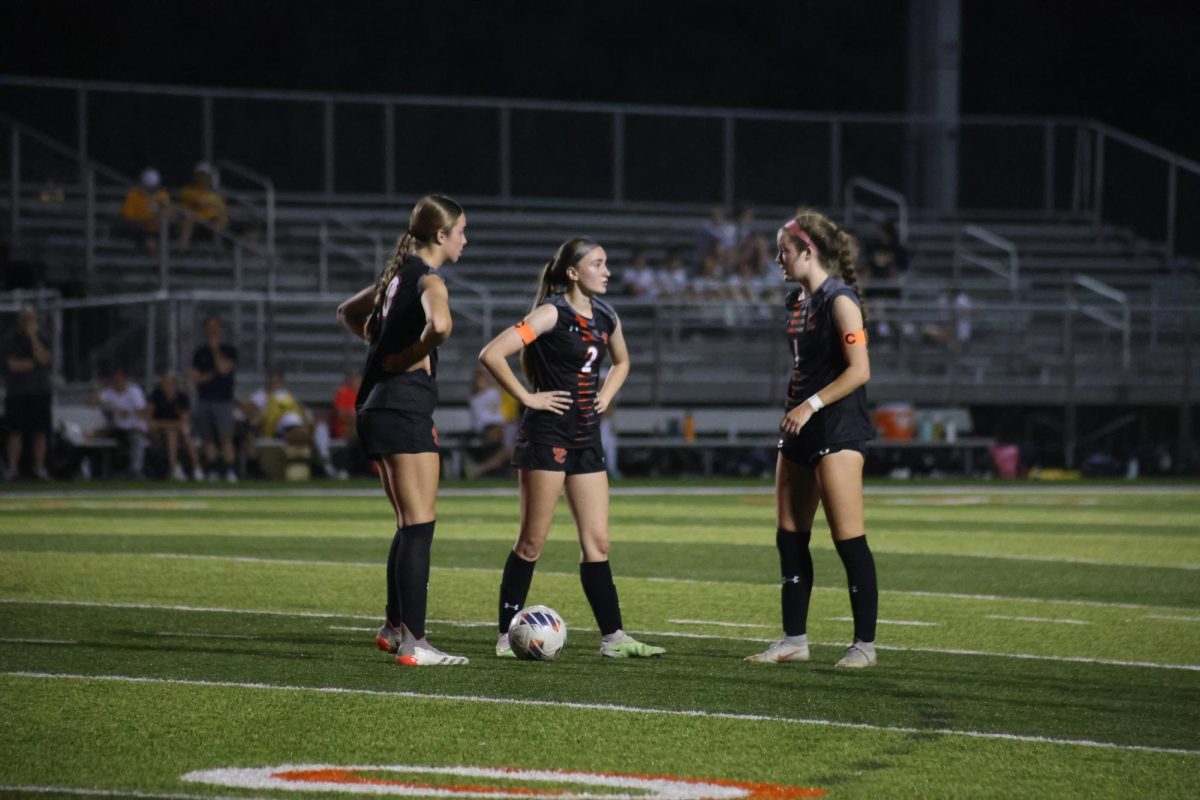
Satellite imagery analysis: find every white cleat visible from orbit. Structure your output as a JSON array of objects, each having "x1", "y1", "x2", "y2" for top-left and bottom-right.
[
  {"x1": 745, "y1": 637, "x2": 810, "y2": 663},
  {"x1": 397, "y1": 644, "x2": 469, "y2": 667},
  {"x1": 834, "y1": 641, "x2": 877, "y2": 669}
]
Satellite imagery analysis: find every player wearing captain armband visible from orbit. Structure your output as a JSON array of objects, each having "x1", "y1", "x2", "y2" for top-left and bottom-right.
[
  {"x1": 479, "y1": 237, "x2": 665, "y2": 660},
  {"x1": 745, "y1": 209, "x2": 880, "y2": 670}
]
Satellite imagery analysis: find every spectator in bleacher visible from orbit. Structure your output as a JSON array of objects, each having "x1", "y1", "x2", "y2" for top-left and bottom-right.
[
  {"x1": 178, "y1": 162, "x2": 229, "y2": 252},
  {"x1": 745, "y1": 208, "x2": 878, "y2": 670},
  {"x1": 91, "y1": 366, "x2": 149, "y2": 479},
  {"x1": 118, "y1": 168, "x2": 173, "y2": 252},
  {"x1": 329, "y1": 371, "x2": 364, "y2": 476},
  {"x1": 731, "y1": 202, "x2": 770, "y2": 277},
  {"x1": 3, "y1": 307, "x2": 53, "y2": 480},
  {"x1": 658, "y1": 249, "x2": 690, "y2": 297},
  {"x1": 145, "y1": 371, "x2": 203, "y2": 481},
  {"x1": 336, "y1": 193, "x2": 468, "y2": 667},
  {"x1": 695, "y1": 205, "x2": 737, "y2": 275},
  {"x1": 464, "y1": 364, "x2": 516, "y2": 479},
  {"x1": 862, "y1": 220, "x2": 909, "y2": 285},
  {"x1": 245, "y1": 369, "x2": 337, "y2": 478},
  {"x1": 478, "y1": 236, "x2": 664, "y2": 660},
  {"x1": 189, "y1": 316, "x2": 239, "y2": 483},
  {"x1": 621, "y1": 247, "x2": 659, "y2": 300},
  {"x1": 923, "y1": 286, "x2": 973, "y2": 348}
]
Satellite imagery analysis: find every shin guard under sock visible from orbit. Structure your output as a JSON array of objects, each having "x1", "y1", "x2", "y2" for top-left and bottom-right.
[
  {"x1": 498, "y1": 550, "x2": 538, "y2": 633},
  {"x1": 777, "y1": 527, "x2": 814, "y2": 637},
  {"x1": 834, "y1": 535, "x2": 878, "y2": 643},
  {"x1": 579, "y1": 560, "x2": 623, "y2": 636}
]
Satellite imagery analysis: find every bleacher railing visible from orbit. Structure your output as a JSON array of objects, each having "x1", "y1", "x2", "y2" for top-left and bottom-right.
[{"x1": 4, "y1": 75, "x2": 1199, "y2": 266}]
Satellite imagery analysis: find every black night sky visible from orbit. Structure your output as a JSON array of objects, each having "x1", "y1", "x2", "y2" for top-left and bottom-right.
[{"x1": 2, "y1": 0, "x2": 1198, "y2": 160}]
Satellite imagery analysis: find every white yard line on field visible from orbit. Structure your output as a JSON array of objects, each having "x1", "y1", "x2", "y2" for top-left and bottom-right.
[
  {"x1": 156, "y1": 631, "x2": 258, "y2": 640},
  {"x1": 1144, "y1": 614, "x2": 1200, "y2": 622},
  {"x1": 827, "y1": 617, "x2": 938, "y2": 627},
  {"x1": 5, "y1": 671, "x2": 1199, "y2": 758},
  {"x1": 134, "y1": 552, "x2": 1200, "y2": 608},
  {"x1": 0, "y1": 637, "x2": 77, "y2": 645},
  {"x1": 986, "y1": 615, "x2": 1091, "y2": 626},
  {"x1": 667, "y1": 619, "x2": 772, "y2": 629},
  {"x1": 4, "y1": 598, "x2": 1197, "y2": 672},
  {"x1": 0, "y1": 785, "x2": 249, "y2": 799}
]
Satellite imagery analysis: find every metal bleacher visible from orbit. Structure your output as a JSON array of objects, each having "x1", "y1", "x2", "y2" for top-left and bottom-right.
[{"x1": 3, "y1": 84, "x2": 1199, "y2": 418}]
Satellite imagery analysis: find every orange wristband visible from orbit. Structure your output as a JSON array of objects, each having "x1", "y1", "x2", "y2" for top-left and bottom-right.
[
  {"x1": 514, "y1": 320, "x2": 537, "y2": 346},
  {"x1": 842, "y1": 329, "x2": 868, "y2": 346}
]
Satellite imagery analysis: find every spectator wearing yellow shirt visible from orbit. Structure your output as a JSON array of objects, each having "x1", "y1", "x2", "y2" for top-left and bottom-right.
[
  {"x1": 178, "y1": 162, "x2": 228, "y2": 251},
  {"x1": 119, "y1": 168, "x2": 173, "y2": 251}
]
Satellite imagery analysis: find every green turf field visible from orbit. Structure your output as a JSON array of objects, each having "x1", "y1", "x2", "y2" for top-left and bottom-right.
[{"x1": 1, "y1": 481, "x2": 1198, "y2": 798}]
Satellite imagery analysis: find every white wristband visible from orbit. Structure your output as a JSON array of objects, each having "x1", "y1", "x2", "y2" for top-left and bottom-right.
[{"x1": 806, "y1": 394, "x2": 824, "y2": 412}]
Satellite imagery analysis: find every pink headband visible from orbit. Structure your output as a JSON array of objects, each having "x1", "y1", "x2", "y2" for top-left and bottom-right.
[{"x1": 783, "y1": 219, "x2": 817, "y2": 252}]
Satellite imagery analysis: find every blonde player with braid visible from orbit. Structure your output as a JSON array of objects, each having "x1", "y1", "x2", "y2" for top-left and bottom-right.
[
  {"x1": 746, "y1": 208, "x2": 880, "y2": 669},
  {"x1": 337, "y1": 194, "x2": 468, "y2": 667}
]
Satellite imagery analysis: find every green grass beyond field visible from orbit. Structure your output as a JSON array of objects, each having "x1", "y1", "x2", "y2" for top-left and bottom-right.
[{"x1": 1, "y1": 480, "x2": 1198, "y2": 799}]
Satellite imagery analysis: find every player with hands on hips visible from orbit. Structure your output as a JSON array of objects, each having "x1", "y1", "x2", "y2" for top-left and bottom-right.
[{"x1": 479, "y1": 237, "x2": 665, "y2": 660}]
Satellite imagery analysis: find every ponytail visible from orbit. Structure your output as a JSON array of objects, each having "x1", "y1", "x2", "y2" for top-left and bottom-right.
[
  {"x1": 520, "y1": 236, "x2": 600, "y2": 382},
  {"x1": 364, "y1": 193, "x2": 463, "y2": 342},
  {"x1": 365, "y1": 233, "x2": 416, "y2": 341},
  {"x1": 781, "y1": 208, "x2": 866, "y2": 321}
]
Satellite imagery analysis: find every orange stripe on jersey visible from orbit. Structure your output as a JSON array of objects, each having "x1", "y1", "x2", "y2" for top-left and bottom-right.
[
  {"x1": 513, "y1": 320, "x2": 537, "y2": 346},
  {"x1": 842, "y1": 329, "x2": 868, "y2": 346}
]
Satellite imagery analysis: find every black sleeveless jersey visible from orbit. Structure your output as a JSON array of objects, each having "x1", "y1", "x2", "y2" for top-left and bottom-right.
[
  {"x1": 357, "y1": 255, "x2": 440, "y2": 415},
  {"x1": 784, "y1": 277, "x2": 874, "y2": 440},
  {"x1": 519, "y1": 294, "x2": 619, "y2": 448}
]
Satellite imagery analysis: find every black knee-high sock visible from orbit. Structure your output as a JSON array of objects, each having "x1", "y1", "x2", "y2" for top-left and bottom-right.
[
  {"x1": 579, "y1": 560, "x2": 623, "y2": 636},
  {"x1": 386, "y1": 526, "x2": 404, "y2": 624},
  {"x1": 498, "y1": 550, "x2": 537, "y2": 633},
  {"x1": 399, "y1": 521, "x2": 435, "y2": 640},
  {"x1": 777, "y1": 527, "x2": 814, "y2": 637},
  {"x1": 834, "y1": 535, "x2": 878, "y2": 643}
]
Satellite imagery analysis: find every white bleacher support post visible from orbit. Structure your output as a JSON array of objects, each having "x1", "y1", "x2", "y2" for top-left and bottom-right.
[
  {"x1": 1166, "y1": 162, "x2": 1177, "y2": 265},
  {"x1": 1043, "y1": 122, "x2": 1055, "y2": 214},
  {"x1": 830, "y1": 120, "x2": 842, "y2": 209},
  {"x1": 612, "y1": 111, "x2": 624, "y2": 203},
  {"x1": 499, "y1": 106, "x2": 512, "y2": 200},
  {"x1": 85, "y1": 167, "x2": 95, "y2": 276},
  {"x1": 722, "y1": 115, "x2": 734, "y2": 211}
]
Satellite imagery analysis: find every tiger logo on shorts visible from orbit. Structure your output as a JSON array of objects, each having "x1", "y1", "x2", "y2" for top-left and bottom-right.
[{"x1": 552, "y1": 447, "x2": 567, "y2": 464}]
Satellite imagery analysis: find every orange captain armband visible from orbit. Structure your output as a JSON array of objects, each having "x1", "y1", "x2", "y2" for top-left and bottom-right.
[
  {"x1": 842, "y1": 329, "x2": 868, "y2": 347},
  {"x1": 513, "y1": 320, "x2": 538, "y2": 346}
]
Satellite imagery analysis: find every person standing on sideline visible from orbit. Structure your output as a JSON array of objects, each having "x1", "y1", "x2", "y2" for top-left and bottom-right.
[
  {"x1": 3, "y1": 307, "x2": 53, "y2": 480},
  {"x1": 146, "y1": 371, "x2": 203, "y2": 481},
  {"x1": 478, "y1": 237, "x2": 665, "y2": 659},
  {"x1": 336, "y1": 194, "x2": 468, "y2": 667},
  {"x1": 746, "y1": 209, "x2": 879, "y2": 669},
  {"x1": 189, "y1": 316, "x2": 239, "y2": 482}
]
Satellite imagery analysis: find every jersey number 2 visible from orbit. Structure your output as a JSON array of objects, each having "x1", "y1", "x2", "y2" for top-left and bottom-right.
[{"x1": 581, "y1": 345, "x2": 599, "y2": 373}]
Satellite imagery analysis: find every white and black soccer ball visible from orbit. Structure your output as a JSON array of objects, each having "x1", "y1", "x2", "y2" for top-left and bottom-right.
[{"x1": 507, "y1": 605, "x2": 567, "y2": 661}]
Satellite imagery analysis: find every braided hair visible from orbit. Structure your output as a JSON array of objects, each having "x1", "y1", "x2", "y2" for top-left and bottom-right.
[
  {"x1": 781, "y1": 207, "x2": 865, "y2": 319},
  {"x1": 365, "y1": 194, "x2": 463, "y2": 342}
]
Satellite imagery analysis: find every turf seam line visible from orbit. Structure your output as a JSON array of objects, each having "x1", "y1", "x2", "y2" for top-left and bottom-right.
[
  {"x1": 0, "y1": 785, "x2": 249, "y2": 799},
  {"x1": 6, "y1": 671, "x2": 1199, "y2": 758}
]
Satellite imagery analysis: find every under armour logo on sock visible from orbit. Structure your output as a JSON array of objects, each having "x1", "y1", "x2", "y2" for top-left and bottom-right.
[
  {"x1": 502, "y1": 602, "x2": 521, "y2": 611},
  {"x1": 782, "y1": 575, "x2": 801, "y2": 584}
]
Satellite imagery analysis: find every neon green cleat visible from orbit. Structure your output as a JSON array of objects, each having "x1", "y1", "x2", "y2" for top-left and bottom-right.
[
  {"x1": 599, "y1": 633, "x2": 666, "y2": 658},
  {"x1": 495, "y1": 633, "x2": 517, "y2": 658}
]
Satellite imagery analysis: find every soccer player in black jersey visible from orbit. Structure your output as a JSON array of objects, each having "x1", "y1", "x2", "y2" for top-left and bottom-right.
[
  {"x1": 478, "y1": 237, "x2": 665, "y2": 659},
  {"x1": 745, "y1": 208, "x2": 880, "y2": 669},
  {"x1": 336, "y1": 194, "x2": 469, "y2": 667}
]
